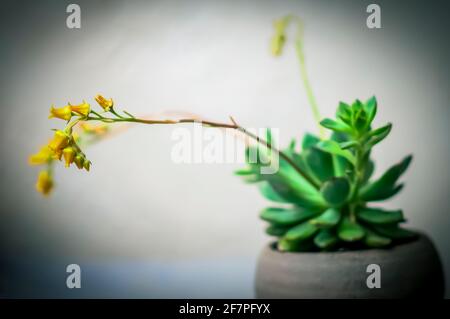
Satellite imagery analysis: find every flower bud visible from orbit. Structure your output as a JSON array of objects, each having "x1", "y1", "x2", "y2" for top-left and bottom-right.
[
  {"x1": 74, "y1": 154, "x2": 85, "y2": 169},
  {"x1": 49, "y1": 105, "x2": 72, "y2": 121},
  {"x1": 83, "y1": 160, "x2": 91, "y2": 172},
  {"x1": 95, "y1": 94, "x2": 114, "y2": 111},
  {"x1": 62, "y1": 147, "x2": 76, "y2": 167},
  {"x1": 270, "y1": 19, "x2": 287, "y2": 56}
]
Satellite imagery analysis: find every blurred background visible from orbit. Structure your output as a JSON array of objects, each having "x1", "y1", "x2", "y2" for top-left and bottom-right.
[{"x1": 0, "y1": 0, "x2": 449, "y2": 298}]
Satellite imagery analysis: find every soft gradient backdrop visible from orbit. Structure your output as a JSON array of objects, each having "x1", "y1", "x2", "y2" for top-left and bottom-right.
[{"x1": 0, "y1": 0, "x2": 449, "y2": 297}]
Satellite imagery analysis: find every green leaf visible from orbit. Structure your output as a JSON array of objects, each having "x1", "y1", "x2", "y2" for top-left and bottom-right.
[
  {"x1": 365, "y1": 123, "x2": 392, "y2": 149},
  {"x1": 338, "y1": 217, "x2": 365, "y2": 242},
  {"x1": 244, "y1": 146, "x2": 326, "y2": 209},
  {"x1": 258, "y1": 182, "x2": 290, "y2": 203},
  {"x1": 260, "y1": 207, "x2": 319, "y2": 226},
  {"x1": 304, "y1": 147, "x2": 334, "y2": 183},
  {"x1": 364, "y1": 96, "x2": 377, "y2": 127},
  {"x1": 336, "y1": 102, "x2": 352, "y2": 124},
  {"x1": 357, "y1": 207, "x2": 404, "y2": 224},
  {"x1": 266, "y1": 128, "x2": 273, "y2": 145},
  {"x1": 316, "y1": 140, "x2": 356, "y2": 166},
  {"x1": 240, "y1": 174, "x2": 263, "y2": 183},
  {"x1": 364, "y1": 229, "x2": 392, "y2": 248},
  {"x1": 277, "y1": 238, "x2": 297, "y2": 252},
  {"x1": 265, "y1": 225, "x2": 289, "y2": 237},
  {"x1": 359, "y1": 155, "x2": 412, "y2": 201},
  {"x1": 361, "y1": 160, "x2": 375, "y2": 185},
  {"x1": 314, "y1": 229, "x2": 338, "y2": 249},
  {"x1": 320, "y1": 177, "x2": 351, "y2": 206},
  {"x1": 330, "y1": 133, "x2": 350, "y2": 177},
  {"x1": 234, "y1": 168, "x2": 254, "y2": 176},
  {"x1": 289, "y1": 139, "x2": 296, "y2": 151},
  {"x1": 284, "y1": 221, "x2": 318, "y2": 241},
  {"x1": 339, "y1": 141, "x2": 358, "y2": 149},
  {"x1": 310, "y1": 208, "x2": 341, "y2": 227},
  {"x1": 268, "y1": 154, "x2": 327, "y2": 209},
  {"x1": 290, "y1": 150, "x2": 322, "y2": 188},
  {"x1": 302, "y1": 133, "x2": 320, "y2": 150},
  {"x1": 277, "y1": 237, "x2": 315, "y2": 252},
  {"x1": 320, "y1": 118, "x2": 353, "y2": 134},
  {"x1": 245, "y1": 145, "x2": 270, "y2": 166},
  {"x1": 371, "y1": 224, "x2": 417, "y2": 240}
]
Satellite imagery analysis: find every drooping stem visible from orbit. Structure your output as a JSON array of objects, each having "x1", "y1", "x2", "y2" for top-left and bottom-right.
[
  {"x1": 82, "y1": 115, "x2": 320, "y2": 189},
  {"x1": 279, "y1": 15, "x2": 325, "y2": 139}
]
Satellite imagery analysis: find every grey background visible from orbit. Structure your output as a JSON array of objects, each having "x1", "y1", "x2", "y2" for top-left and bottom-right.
[{"x1": 0, "y1": 0, "x2": 449, "y2": 298}]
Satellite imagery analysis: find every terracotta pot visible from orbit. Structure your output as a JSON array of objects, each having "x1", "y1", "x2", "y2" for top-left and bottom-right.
[{"x1": 255, "y1": 233, "x2": 444, "y2": 298}]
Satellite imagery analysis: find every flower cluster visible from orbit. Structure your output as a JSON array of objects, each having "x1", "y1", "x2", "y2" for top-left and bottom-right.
[
  {"x1": 29, "y1": 95, "x2": 113, "y2": 196},
  {"x1": 49, "y1": 101, "x2": 90, "y2": 121}
]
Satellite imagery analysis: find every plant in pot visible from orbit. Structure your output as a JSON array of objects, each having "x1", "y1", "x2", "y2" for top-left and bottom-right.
[{"x1": 28, "y1": 15, "x2": 444, "y2": 298}]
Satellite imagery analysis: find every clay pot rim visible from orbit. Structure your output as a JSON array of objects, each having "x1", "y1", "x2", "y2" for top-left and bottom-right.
[{"x1": 267, "y1": 230, "x2": 425, "y2": 256}]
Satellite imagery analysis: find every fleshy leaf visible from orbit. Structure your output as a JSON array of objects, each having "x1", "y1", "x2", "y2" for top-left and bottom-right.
[
  {"x1": 339, "y1": 141, "x2": 358, "y2": 149},
  {"x1": 336, "y1": 102, "x2": 352, "y2": 124},
  {"x1": 357, "y1": 207, "x2": 404, "y2": 224},
  {"x1": 310, "y1": 208, "x2": 341, "y2": 227},
  {"x1": 359, "y1": 155, "x2": 412, "y2": 201},
  {"x1": 365, "y1": 123, "x2": 392, "y2": 149},
  {"x1": 320, "y1": 118, "x2": 353, "y2": 134},
  {"x1": 364, "y1": 96, "x2": 377, "y2": 128},
  {"x1": 371, "y1": 224, "x2": 417, "y2": 240},
  {"x1": 260, "y1": 207, "x2": 319, "y2": 226},
  {"x1": 302, "y1": 133, "x2": 320, "y2": 150},
  {"x1": 361, "y1": 160, "x2": 375, "y2": 185},
  {"x1": 320, "y1": 177, "x2": 351, "y2": 206},
  {"x1": 258, "y1": 182, "x2": 290, "y2": 203},
  {"x1": 284, "y1": 221, "x2": 318, "y2": 241},
  {"x1": 304, "y1": 147, "x2": 334, "y2": 183},
  {"x1": 265, "y1": 225, "x2": 290, "y2": 237},
  {"x1": 316, "y1": 140, "x2": 356, "y2": 166},
  {"x1": 338, "y1": 217, "x2": 365, "y2": 242},
  {"x1": 314, "y1": 229, "x2": 338, "y2": 249},
  {"x1": 364, "y1": 229, "x2": 392, "y2": 247}
]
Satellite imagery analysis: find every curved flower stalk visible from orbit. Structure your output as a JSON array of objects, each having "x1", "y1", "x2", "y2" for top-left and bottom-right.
[{"x1": 29, "y1": 95, "x2": 318, "y2": 196}]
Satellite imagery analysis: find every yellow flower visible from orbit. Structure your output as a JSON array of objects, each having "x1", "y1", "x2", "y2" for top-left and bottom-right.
[
  {"x1": 48, "y1": 130, "x2": 70, "y2": 152},
  {"x1": 74, "y1": 154, "x2": 85, "y2": 169},
  {"x1": 95, "y1": 94, "x2": 114, "y2": 111},
  {"x1": 70, "y1": 101, "x2": 91, "y2": 117},
  {"x1": 36, "y1": 170, "x2": 53, "y2": 196},
  {"x1": 49, "y1": 105, "x2": 72, "y2": 121},
  {"x1": 62, "y1": 147, "x2": 76, "y2": 167},
  {"x1": 29, "y1": 145, "x2": 53, "y2": 165}
]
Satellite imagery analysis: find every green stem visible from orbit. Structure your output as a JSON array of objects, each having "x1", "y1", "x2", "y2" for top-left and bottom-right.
[
  {"x1": 280, "y1": 15, "x2": 325, "y2": 139},
  {"x1": 295, "y1": 40, "x2": 325, "y2": 139}
]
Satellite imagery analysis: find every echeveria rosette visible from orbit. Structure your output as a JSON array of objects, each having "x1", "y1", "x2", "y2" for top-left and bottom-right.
[{"x1": 236, "y1": 97, "x2": 417, "y2": 252}]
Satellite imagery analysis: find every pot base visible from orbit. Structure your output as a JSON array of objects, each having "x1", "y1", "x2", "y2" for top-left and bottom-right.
[{"x1": 255, "y1": 233, "x2": 444, "y2": 298}]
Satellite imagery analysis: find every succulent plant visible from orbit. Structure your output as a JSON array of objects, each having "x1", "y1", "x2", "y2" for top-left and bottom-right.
[{"x1": 236, "y1": 97, "x2": 417, "y2": 251}]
